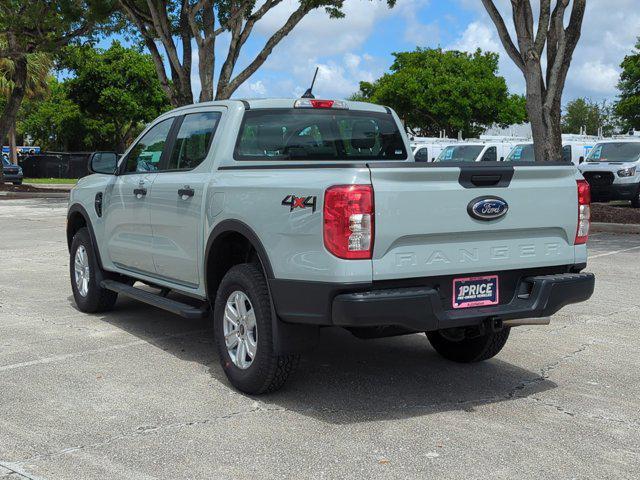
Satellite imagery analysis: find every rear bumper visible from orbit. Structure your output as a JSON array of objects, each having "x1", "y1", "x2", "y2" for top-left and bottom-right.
[
  {"x1": 590, "y1": 182, "x2": 639, "y2": 201},
  {"x1": 2, "y1": 172, "x2": 22, "y2": 182},
  {"x1": 270, "y1": 270, "x2": 594, "y2": 332}
]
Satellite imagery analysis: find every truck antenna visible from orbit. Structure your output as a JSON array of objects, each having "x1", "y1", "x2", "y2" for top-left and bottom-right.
[{"x1": 301, "y1": 67, "x2": 319, "y2": 99}]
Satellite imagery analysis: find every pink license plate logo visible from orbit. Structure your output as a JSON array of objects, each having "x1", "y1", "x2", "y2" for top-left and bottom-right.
[{"x1": 452, "y1": 275, "x2": 499, "y2": 309}]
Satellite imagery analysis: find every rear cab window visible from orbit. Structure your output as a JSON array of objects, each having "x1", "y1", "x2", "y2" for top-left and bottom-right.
[{"x1": 234, "y1": 109, "x2": 407, "y2": 161}]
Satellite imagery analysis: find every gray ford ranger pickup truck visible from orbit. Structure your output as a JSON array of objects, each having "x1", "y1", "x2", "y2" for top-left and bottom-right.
[{"x1": 67, "y1": 98, "x2": 595, "y2": 394}]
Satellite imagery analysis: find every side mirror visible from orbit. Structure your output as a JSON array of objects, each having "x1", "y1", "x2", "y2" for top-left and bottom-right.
[{"x1": 89, "y1": 152, "x2": 118, "y2": 175}]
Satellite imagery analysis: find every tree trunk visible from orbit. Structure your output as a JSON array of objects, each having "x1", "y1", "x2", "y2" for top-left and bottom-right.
[
  {"x1": 198, "y1": 36, "x2": 215, "y2": 103},
  {"x1": 8, "y1": 124, "x2": 18, "y2": 164},
  {"x1": 0, "y1": 54, "x2": 28, "y2": 185},
  {"x1": 481, "y1": 0, "x2": 586, "y2": 162}
]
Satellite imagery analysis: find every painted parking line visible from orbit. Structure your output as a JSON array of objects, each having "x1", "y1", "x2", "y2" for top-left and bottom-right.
[
  {"x1": 0, "y1": 329, "x2": 208, "y2": 373},
  {"x1": 589, "y1": 244, "x2": 640, "y2": 259}
]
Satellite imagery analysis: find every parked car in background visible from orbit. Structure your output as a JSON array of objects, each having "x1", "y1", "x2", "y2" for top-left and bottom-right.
[
  {"x1": 410, "y1": 137, "x2": 457, "y2": 162},
  {"x1": 412, "y1": 143, "x2": 450, "y2": 162},
  {"x1": 436, "y1": 142, "x2": 516, "y2": 162},
  {"x1": 578, "y1": 139, "x2": 640, "y2": 207},
  {"x1": 506, "y1": 142, "x2": 594, "y2": 165},
  {"x1": 2, "y1": 156, "x2": 24, "y2": 185}
]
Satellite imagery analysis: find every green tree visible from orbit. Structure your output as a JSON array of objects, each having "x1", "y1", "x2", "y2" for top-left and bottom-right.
[
  {"x1": 18, "y1": 78, "x2": 91, "y2": 151},
  {"x1": 562, "y1": 98, "x2": 617, "y2": 136},
  {"x1": 0, "y1": 46, "x2": 53, "y2": 163},
  {"x1": 616, "y1": 38, "x2": 640, "y2": 132},
  {"x1": 0, "y1": 0, "x2": 115, "y2": 182},
  {"x1": 61, "y1": 41, "x2": 170, "y2": 152},
  {"x1": 353, "y1": 48, "x2": 527, "y2": 138}
]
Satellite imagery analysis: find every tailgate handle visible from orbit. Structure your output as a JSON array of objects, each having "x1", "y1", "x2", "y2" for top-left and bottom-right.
[
  {"x1": 458, "y1": 166, "x2": 514, "y2": 189},
  {"x1": 470, "y1": 174, "x2": 502, "y2": 187}
]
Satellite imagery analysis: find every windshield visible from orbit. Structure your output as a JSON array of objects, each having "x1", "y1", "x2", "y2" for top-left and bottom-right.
[
  {"x1": 506, "y1": 144, "x2": 535, "y2": 162},
  {"x1": 234, "y1": 109, "x2": 407, "y2": 161},
  {"x1": 437, "y1": 145, "x2": 484, "y2": 162},
  {"x1": 586, "y1": 142, "x2": 640, "y2": 162}
]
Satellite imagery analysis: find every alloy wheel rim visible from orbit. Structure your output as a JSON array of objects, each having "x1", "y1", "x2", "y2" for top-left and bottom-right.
[
  {"x1": 74, "y1": 245, "x2": 90, "y2": 297},
  {"x1": 223, "y1": 290, "x2": 258, "y2": 369}
]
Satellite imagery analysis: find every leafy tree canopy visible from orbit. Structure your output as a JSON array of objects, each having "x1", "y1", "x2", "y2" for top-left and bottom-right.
[
  {"x1": 59, "y1": 41, "x2": 171, "y2": 152},
  {"x1": 353, "y1": 48, "x2": 527, "y2": 138},
  {"x1": 616, "y1": 37, "x2": 640, "y2": 132},
  {"x1": 19, "y1": 78, "x2": 91, "y2": 151},
  {"x1": 562, "y1": 98, "x2": 618, "y2": 136}
]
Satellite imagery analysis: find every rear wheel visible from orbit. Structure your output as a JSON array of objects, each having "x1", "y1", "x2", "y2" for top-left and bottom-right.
[
  {"x1": 70, "y1": 227, "x2": 118, "y2": 313},
  {"x1": 426, "y1": 327, "x2": 511, "y2": 363},
  {"x1": 213, "y1": 263, "x2": 299, "y2": 394}
]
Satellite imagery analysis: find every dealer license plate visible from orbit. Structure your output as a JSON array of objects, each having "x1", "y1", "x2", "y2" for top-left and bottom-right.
[{"x1": 452, "y1": 275, "x2": 499, "y2": 309}]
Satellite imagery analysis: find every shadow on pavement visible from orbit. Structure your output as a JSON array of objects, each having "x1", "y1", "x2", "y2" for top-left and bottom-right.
[{"x1": 84, "y1": 295, "x2": 556, "y2": 425}]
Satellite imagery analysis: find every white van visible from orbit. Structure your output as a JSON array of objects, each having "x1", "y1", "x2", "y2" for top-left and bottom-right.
[
  {"x1": 436, "y1": 142, "x2": 516, "y2": 162},
  {"x1": 578, "y1": 139, "x2": 640, "y2": 207},
  {"x1": 506, "y1": 142, "x2": 594, "y2": 165},
  {"x1": 412, "y1": 143, "x2": 451, "y2": 162}
]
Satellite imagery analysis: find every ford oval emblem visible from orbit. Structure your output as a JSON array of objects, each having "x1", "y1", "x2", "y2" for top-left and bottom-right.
[{"x1": 468, "y1": 196, "x2": 509, "y2": 221}]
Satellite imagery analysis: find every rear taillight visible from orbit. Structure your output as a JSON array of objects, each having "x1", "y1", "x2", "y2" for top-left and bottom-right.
[
  {"x1": 324, "y1": 185, "x2": 374, "y2": 259},
  {"x1": 575, "y1": 179, "x2": 591, "y2": 245}
]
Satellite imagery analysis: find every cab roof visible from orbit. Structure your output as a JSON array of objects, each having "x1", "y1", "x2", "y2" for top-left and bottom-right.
[{"x1": 167, "y1": 98, "x2": 390, "y2": 114}]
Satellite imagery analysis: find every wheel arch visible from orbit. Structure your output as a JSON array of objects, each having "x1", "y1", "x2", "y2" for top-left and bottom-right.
[
  {"x1": 67, "y1": 204, "x2": 104, "y2": 269},
  {"x1": 204, "y1": 220, "x2": 275, "y2": 302}
]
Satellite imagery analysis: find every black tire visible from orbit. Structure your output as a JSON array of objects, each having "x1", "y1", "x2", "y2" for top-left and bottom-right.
[
  {"x1": 631, "y1": 190, "x2": 640, "y2": 208},
  {"x1": 213, "y1": 263, "x2": 299, "y2": 394},
  {"x1": 13, "y1": 181, "x2": 22, "y2": 185},
  {"x1": 426, "y1": 327, "x2": 511, "y2": 363},
  {"x1": 70, "y1": 227, "x2": 118, "y2": 313}
]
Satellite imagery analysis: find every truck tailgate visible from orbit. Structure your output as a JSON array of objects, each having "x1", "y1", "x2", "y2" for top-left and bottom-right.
[{"x1": 369, "y1": 164, "x2": 578, "y2": 280}]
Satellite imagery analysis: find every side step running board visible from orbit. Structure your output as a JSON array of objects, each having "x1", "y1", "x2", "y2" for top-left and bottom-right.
[{"x1": 101, "y1": 280, "x2": 209, "y2": 319}]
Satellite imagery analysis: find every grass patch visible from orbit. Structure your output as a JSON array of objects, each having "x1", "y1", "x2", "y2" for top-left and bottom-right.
[{"x1": 24, "y1": 178, "x2": 78, "y2": 184}]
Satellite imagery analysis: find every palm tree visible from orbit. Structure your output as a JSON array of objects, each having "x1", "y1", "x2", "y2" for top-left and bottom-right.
[{"x1": 0, "y1": 40, "x2": 52, "y2": 183}]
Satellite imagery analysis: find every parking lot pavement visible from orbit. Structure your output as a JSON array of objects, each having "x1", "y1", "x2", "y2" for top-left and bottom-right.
[{"x1": 0, "y1": 198, "x2": 639, "y2": 480}]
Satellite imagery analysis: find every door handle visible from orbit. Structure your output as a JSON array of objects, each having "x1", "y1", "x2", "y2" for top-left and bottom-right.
[
  {"x1": 178, "y1": 187, "x2": 195, "y2": 199},
  {"x1": 133, "y1": 187, "x2": 147, "y2": 198}
]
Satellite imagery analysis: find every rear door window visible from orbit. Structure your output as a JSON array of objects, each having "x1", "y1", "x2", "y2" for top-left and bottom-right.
[
  {"x1": 234, "y1": 109, "x2": 406, "y2": 161},
  {"x1": 166, "y1": 112, "x2": 221, "y2": 171}
]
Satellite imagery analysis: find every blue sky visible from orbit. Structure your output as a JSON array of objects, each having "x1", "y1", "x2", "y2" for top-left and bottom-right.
[{"x1": 102, "y1": 0, "x2": 640, "y2": 104}]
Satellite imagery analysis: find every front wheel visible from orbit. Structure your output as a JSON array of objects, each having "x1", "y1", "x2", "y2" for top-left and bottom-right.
[
  {"x1": 631, "y1": 189, "x2": 640, "y2": 208},
  {"x1": 213, "y1": 263, "x2": 299, "y2": 394},
  {"x1": 426, "y1": 327, "x2": 511, "y2": 363},
  {"x1": 70, "y1": 227, "x2": 118, "y2": 313}
]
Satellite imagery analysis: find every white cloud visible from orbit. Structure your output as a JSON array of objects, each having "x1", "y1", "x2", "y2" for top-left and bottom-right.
[
  {"x1": 449, "y1": 22, "x2": 500, "y2": 53},
  {"x1": 249, "y1": 80, "x2": 267, "y2": 96},
  {"x1": 574, "y1": 61, "x2": 621, "y2": 95}
]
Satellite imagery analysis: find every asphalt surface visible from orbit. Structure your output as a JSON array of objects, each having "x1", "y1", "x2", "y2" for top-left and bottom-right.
[{"x1": 0, "y1": 198, "x2": 639, "y2": 479}]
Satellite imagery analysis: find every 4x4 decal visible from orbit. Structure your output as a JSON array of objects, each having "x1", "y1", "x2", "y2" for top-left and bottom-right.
[{"x1": 282, "y1": 195, "x2": 317, "y2": 213}]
